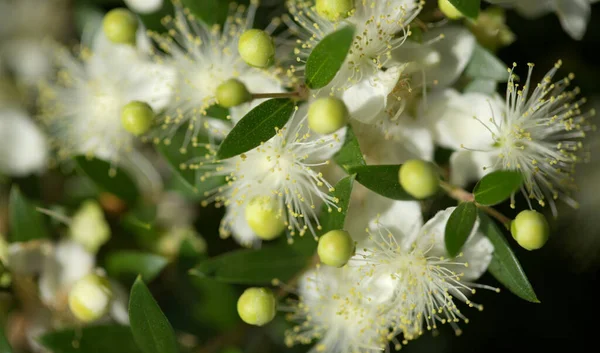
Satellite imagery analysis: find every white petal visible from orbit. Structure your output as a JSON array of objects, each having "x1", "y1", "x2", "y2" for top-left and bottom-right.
[
  {"x1": 0, "y1": 39, "x2": 52, "y2": 84},
  {"x1": 124, "y1": 0, "x2": 164, "y2": 14},
  {"x1": 460, "y1": 232, "x2": 494, "y2": 281},
  {"x1": 109, "y1": 280, "x2": 130, "y2": 324},
  {"x1": 0, "y1": 108, "x2": 48, "y2": 176},
  {"x1": 512, "y1": 0, "x2": 554, "y2": 17},
  {"x1": 223, "y1": 206, "x2": 260, "y2": 248},
  {"x1": 555, "y1": 0, "x2": 591, "y2": 40},
  {"x1": 449, "y1": 150, "x2": 499, "y2": 187}
]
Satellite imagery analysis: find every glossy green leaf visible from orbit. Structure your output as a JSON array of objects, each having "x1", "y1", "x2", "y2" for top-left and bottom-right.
[
  {"x1": 465, "y1": 44, "x2": 508, "y2": 82},
  {"x1": 74, "y1": 156, "x2": 139, "y2": 204},
  {"x1": 354, "y1": 165, "x2": 415, "y2": 201},
  {"x1": 305, "y1": 25, "x2": 355, "y2": 89},
  {"x1": 334, "y1": 125, "x2": 365, "y2": 173},
  {"x1": 106, "y1": 251, "x2": 168, "y2": 283},
  {"x1": 182, "y1": 0, "x2": 231, "y2": 26},
  {"x1": 217, "y1": 98, "x2": 295, "y2": 159},
  {"x1": 479, "y1": 213, "x2": 539, "y2": 303},
  {"x1": 320, "y1": 174, "x2": 355, "y2": 234},
  {"x1": 474, "y1": 170, "x2": 523, "y2": 206},
  {"x1": 444, "y1": 202, "x2": 478, "y2": 257},
  {"x1": 1, "y1": 326, "x2": 12, "y2": 353},
  {"x1": 39, "y1": 325, "x2": 141, "y2": 353},
  {"x1": 447, "y1": 0, "x2": 481, "y2": 19},
  {"x1": 190, "y1": 245, "x2": 309, "y2": 285},
  {"x1": 129, "y1": 278, "x2": 179, "y2": 353},
  {"x1": 9, "y1": 187, "x2": 49, "y2": 242},
  {"x1": 464, "y1": 78, "x2": 498, "y2": 95},
  {"x1": 136, "y1": 0, "x2": 174, "y2": 33}
]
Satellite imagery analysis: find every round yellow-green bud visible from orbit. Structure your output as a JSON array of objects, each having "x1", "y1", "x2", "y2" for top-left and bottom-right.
[
  {"x1": 307, "y1": 97, "x2": 348, "y2": 134},
  {"x1": 317, "y1": 230, "x2": 355, "y2": 267},
  {"x1": 238, "y1": 29, "x2": 276, "y2": 68},
  {"x1": 102, "y1": 8, "x2": 138, "y2": 45},
  {"x1": 438, "y1": 0, "x2": 464, "y2": 20},
  {"x1": 398, "y1": 160, "x2": 440, "y2": 199},
  {"x1": 121, "y1": 101, "x2": 154, "y2": 136},
  {"x1": 69, "y1": 200, "x2": 110, "y2": 254},
  {"x1": 245, "y1": 197, "x2": 286, "y2": 240},
  {"x1": 68, "y1": 273, "x2": 113, "y2": 323},
  {"x1": 237, "y1": 287, "x2": 276, "y2": 326},
  {"x1": 216, "y1": 79, "x2": 252, "y2": 108},
  {"x1": 316, "y1": 0, "x2": 354, "y2": 21},
  {"x1": 510, "y1": 210, "x2": 550, "y2": 251}
]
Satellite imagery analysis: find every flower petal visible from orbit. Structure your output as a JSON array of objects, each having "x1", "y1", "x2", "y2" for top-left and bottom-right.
[
  {"x1": 124, "y1": 0, "x2": 164, "y2": 14},
  {"x1": 449, "y1": 150, "x2": 499, "y2": 187},
  {"x1": 555, "y1": 0, "x2": 591, "y2": 40},
  {"x1": 0, "y1": 108, "x2": 48, "y2": 176}
]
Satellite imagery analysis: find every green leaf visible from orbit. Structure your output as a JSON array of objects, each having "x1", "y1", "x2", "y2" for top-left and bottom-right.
[
  {"x1": 479, "y1": 213, "x2": 539, "y2": 303},
  {"x1": 136, "y1": 0, "x2": 174, "y2": 33},
  {"x1": 182, "y1": 0, "x2": 231, "y2": 26},
  {"x1": 106, "y1": 251, "x2": 168, "y2": 283},
  {"x1": 447, "y1": 0, "x2": 481, "y2": 19},
  {"x1": 9, "y1": 187, "x2": 49, "y2": 242},
  {"x1": 217, "y1": 98, "x2": 295, "y2": 160},
  {"x1": 190, "y1": 245, "x2": 309, "y2": 285},
  {"x1": 320, "y1": 174, "x2": 355, "y2": 234},
  {"x1": 129, "y1": 278, "x2": 179, "y2": 353},
  {"x1": 1, "y1": 326, "x2": 12, "y2": 353},
  {"x1": 464, "y1": 78, "x2": 498, "y2": 95},
  {"x1": 39, "y1": 325, "x2": 141, "y2": 353},
  {"x1": 474, "y1": 170, "x2": 523, "y2": 206},
  {"x1": 444, "y1": 202, "x2": 478, "y2": 257},
  {"x1": 465, "y1": 44, "x2": 508, "y2": 82},
  {"x1": 334, "y1": 125, "x2": 365, "y2": 173},
  {"x1": 305, "y1": 25, "x2": 355, "y2": 89},
  {"x1": 354, "y1": 165, "x2": 415, "y2": 201},
  {"x1": 74, "y1": 156, "x2": 139, "y2": 204}
]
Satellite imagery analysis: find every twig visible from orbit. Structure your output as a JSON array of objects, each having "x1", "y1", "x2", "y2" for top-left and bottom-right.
[{"x1": 439, "y1": 181, "x2": 512, "y2": 226}]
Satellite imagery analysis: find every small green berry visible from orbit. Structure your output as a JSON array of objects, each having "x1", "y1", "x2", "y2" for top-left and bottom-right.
[
  {"x1": 317, "y1": 230, "x2": 355, "y2": 267},
  {"x1": 245, "y1": 197, "x2": 286, "y2": 240},
  {"x1": 216, "y1": 79, "x2": 252, "y2": 108},
  {"x1": 438, "y1": 0, "x2": 464, "y2": 20},
  {"x1": 121, "y1": 101, "x2": 154, "y2": 136},
  {"x1": 102, "y1": 8, "x2": 138, "y2": 45},
  {"x1": 237, "y1": 287, "x2": 276, "y2": 326},
  {"x1": 307, "y1": 97, "x2": 348, "y2": 134},
  {"x1": 510, "y1": 210, "x2": 550, "y2": 251},
  {"x1": 398, "y1": 160, "x2": 440, "y2": 199},
  {"x1": 316, "y1": 0, "x2": 355, "y2": 21},
  {"x1": 68, "y1": 274, "x2": 113, "y2": 323},
  {"x1": 238, "y1": 29, "x2": 276, "y2": 68}
]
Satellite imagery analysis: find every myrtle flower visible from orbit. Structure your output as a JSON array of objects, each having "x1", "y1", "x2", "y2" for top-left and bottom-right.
[
  {"x1": 424, "y1": 62, "x2": 595, "y2": 213},
  {"x1": 283, "y1": 266, "x2": 392, "y2": 353},
  {"x1": 38, "y1": 32, "x2": 176, "y2": 166},
  {"x1": 0, "y1": 108, "x2": 48, "y2": 176},
  {"x1": 196, "y1": 105, "x2": 344, "y2": 243},
  {"x1": 352, "y1": 206, "x2": 494, "y2": 341},
  {"x1": 286, "y1": 0, "x2": 423, "y2": 121},
  {"x1": 147, "y1": 0, "x2": 284, "y2": 146}
]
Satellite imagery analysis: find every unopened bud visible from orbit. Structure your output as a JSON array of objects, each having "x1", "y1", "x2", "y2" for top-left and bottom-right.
[
  {"x1": 237, "y1": 287, "x2": 276, "y2": 326},
  {"x1": 68, "y1": 273, "x2": 113, "y2": 323},
  {"x1": 121, "y1": 101, "x2": 154, "y2": 136},
  {"x1": 69, "y1": 200, "x2": 110, "y2": 254},
  {"x1": 317, "y1": 229, "x2": 355, "y2": 267},
  {"x1": 316, "y1": 0, "x2": 355, "y2": 21},
  {"x1": 398, "y1": 160, "x2": 439, "y2": 199},
  {"x1": 103, "y1": 8, "x2": 138, "y2": 45},
  {"x1": 438, "y1": 0, "x2": 464, "y2": 20},
  {"x1": 216, "y1": 79, "x2": 252, "y2": 108},
  {"x1": 308, "y1": 97, "x2": 348, "y2": 134},
  {"x1": 510, "y1": 210, "x2": 550, "y2": 251},
  {"x1": 245, "y1": 197, "x2": 286, "y2": 240},
  {"x1": 238, "y1": 29, "x2": 276, "y2": 68}
]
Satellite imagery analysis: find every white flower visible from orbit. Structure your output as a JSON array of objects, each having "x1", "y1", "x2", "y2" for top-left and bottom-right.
[
  {"x1": 352, "y1": 207, "x2": 494, "y2": 341},
  {"x1": 197, "y1": 105, "x2": 345, "y2": 242},
  {"x1": 284, "y1": 266, "x2": 392, "y2": 353},
  {"x1": 148, "y1": 1, "x2": 284, "y2": 145},
  {"x1": 0, "y1": 108, "x2": 48, "y2": 176},
  {"x1": 485, "y1": 0, "x2": 598, "y2": 40},
  {"x1": 39, "y1": 32, "x2": 176, "y2": 164},
  {"x1": 424, "y1": 62, "x2": 594, "y2": 213},
  {"x1": 124, "y1": 0, "x2": 164, "y2": 14}
]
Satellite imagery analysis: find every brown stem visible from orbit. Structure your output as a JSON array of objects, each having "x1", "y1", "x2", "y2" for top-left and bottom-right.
[{"x1": 251, "y1": 92, "x2": 301, "y2": 99}]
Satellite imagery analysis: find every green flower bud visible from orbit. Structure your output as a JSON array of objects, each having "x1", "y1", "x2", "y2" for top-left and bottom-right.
[
  {"x1": 238, "y1": 29, "x2": 276, "y2": 68},
  {"x1": 468, "y1": 7, "x2": 515, "y2": 52},
  {"x1": 68, "y1": 273, "x2": 113, "y2": 323},
  {"x1": 216, "y1": 79, "x2": 252, "y2": 108},
  {"x1": 316, "y1": 0, "x2": 355, "y2": 21},
  {"x1": 317, "y1": 230, "x2": 355, "y2": 267},
  {"x1": 245, "y1": 197, "x2": 286, "y2": 240},
  {"x1": 0, "y1": 236, "x2": 7, "y2": 265},
  {"x1": 398, "y1": 160, "x2": 439, "y2": 199},
  {"x1": 237, "y1": 287, "x2": 276, "y2": 326},
  {"x1": 308, "y1": 97, "x2": 348, "y2": 134},
  {"x1": 121, "y1": 101, "x2": 154, "y2": 136},
  {"x1": 69, "y1": 200, "x2": 110, "y2": 254},
  {"x1": 103, "y1": 8, "x2": 138, "y2": 45},
  {"x1": 438, "y1": 0, "x2": 464, "y2": 20},
  {"x1": 510, "y1": 210, "x2": 550, "y2": 251}
]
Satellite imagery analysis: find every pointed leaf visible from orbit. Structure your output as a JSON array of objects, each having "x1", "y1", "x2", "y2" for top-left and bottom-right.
[
  {"x1": 334, "y1": 125, "x2": 365, "y2": 173},
  {"x1": 447, "y1": 0, "x2": 481, "y2": 19},
  {"x1": 445, "y1": 202, "x2": 478, "y2": 257},
  {"x1": 136, "y1": 0, "x2": 174, "y2": 34},
  {"x1": 464, "y1": 78, "x2": 498, "y2": 95},
  {"x1": 74, "y1": 156, "x2": 139, "y2": 204},
  {"x1": 39, "y1": 325, "x2": 141, "y2": 353},
  {"x1": 465, "y1": 43, "x2": 508, "y2": 82},
  {"x1": 479, "y1": 212, "x2": 540, "y2": 303},
  {"x1": 474, "y1": 170, "x2": 523, "y2": 206},
  {"x1": 9, "y1": 187, "x2": 49, "y2": 242},
  {"x1": 182, "y1": 0, "x2": 230, "y2": 26},
  {"x1": 129, "y1": 278, "x2": 179, "y2": 353},
  {"x1": 106, "y1": 251, "x2": 168, "y2": 283},
  {"x1": 217, "y1": 98, "x2": 295, "y2": 159},
  {"x1": 1, "y1": 326, "x2": 12, "y2": 353},
  {"x1": 320, "y1": 174, "x2": 355, "y2": 234},
  {"x1": 305, "y1": 25, "x2": 355, "y2": 89},
  {"x1": 354, "y1": 165, "x2": 415, "y2": 201}
]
